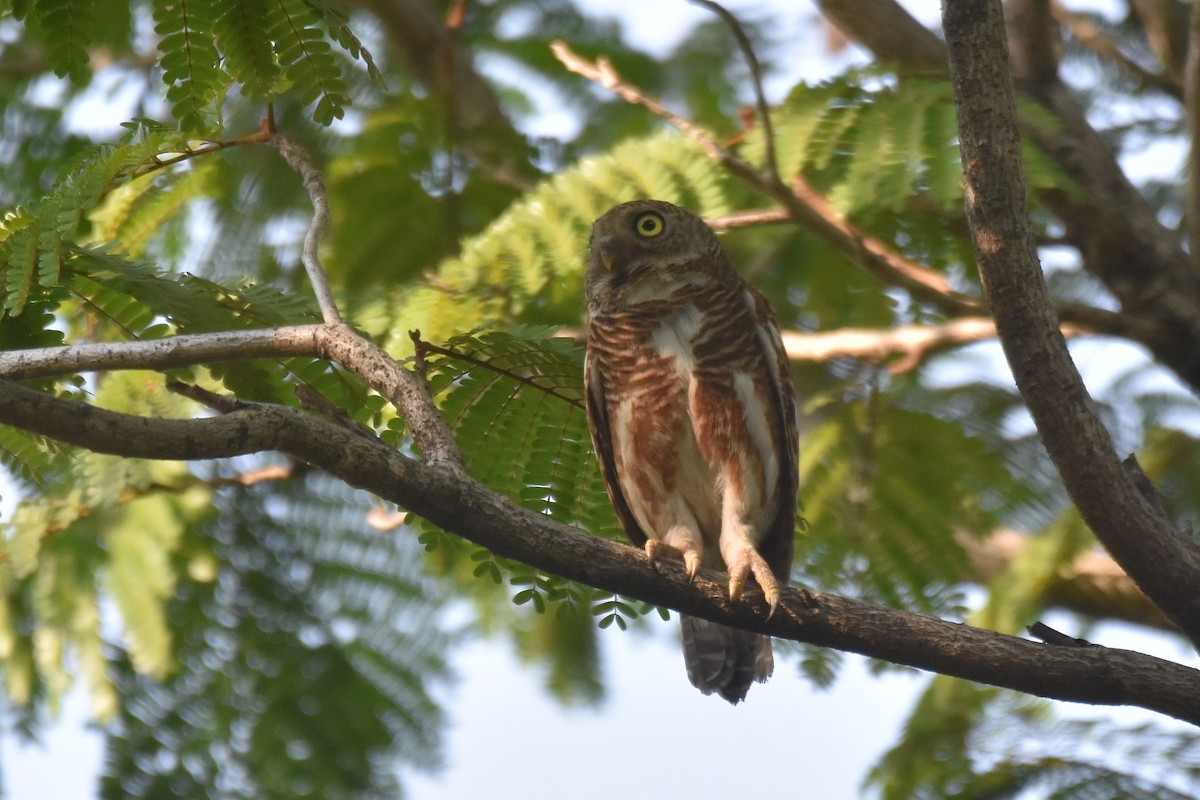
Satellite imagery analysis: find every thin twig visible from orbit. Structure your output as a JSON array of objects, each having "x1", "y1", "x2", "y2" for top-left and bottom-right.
[
  {"x1": 688, "y1": 0, "x2": 781, "y2": 184},
  {"x1": 1052, "y1": 1, "x2": 1182, "y2": 99},
  {"x1": 275, "y1": 136, "x2": 342, "y2": 325},
  {"x1": 550, "y1": 40, "x2": 983, "y2": 315},
  {"x1": 704, "y1": 208, "x2": 790, "y2": 229},
  {"x1": 550, "y1": 41, "x2": 730, "y2": 163},
  {"x1": 130, "y1": 127, "x2": 273, "y2": 181}
]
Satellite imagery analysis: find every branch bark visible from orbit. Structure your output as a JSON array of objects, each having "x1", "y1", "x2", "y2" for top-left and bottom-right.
[
  {"x1": 817, "y1": 0, "x2": 1200, "y2": 395},
  {"x1": 943, "y1": 0, "x2": 1200, "y2": 646},
  {"x1": 3, "y1": 377, "x2": 1200, "y2": 724}
]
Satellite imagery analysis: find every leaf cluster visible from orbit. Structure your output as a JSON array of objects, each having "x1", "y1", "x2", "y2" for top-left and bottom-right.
[{"x1": 13, "y1": 0, "x2": 366, "y2": 129}]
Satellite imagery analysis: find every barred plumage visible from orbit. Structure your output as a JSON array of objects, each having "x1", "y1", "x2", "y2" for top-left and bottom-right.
[{"x1": 584, "y1": 199, "x2": 798, "y2": 704}]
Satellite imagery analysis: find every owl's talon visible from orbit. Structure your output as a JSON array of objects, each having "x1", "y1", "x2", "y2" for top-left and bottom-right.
[
  {"x1": 644, "y1": 540, "x2": 703, "y2": 583},
  {"x1": 726, "y1": 547, "x2": 781, "y2": 615}
]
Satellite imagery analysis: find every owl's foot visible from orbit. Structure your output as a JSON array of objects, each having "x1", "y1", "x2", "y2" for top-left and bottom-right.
[
  {"x1": 645, "y1": 540, "x2": 703, "y2": 583},
  {"x1": 726, "y1": 547, "x2": 781, "y2": 619}
]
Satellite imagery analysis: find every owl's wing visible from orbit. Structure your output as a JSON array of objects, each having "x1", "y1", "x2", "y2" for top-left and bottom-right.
[
  {"x1": 584, "y1": 345, "x2": 650, "y2": 548},
  {"x1": 746, "y1": 287, "x2": 799, "y2": 581}
]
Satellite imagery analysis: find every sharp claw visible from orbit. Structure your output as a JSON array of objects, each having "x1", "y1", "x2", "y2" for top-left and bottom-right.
[
  {"x1": 645, "y1": 540, "x2": 704, "y2": 583},
  {"x1": 644, "y1": 541, "x2": 660, "y2": 567},
  {"x1": 764, "y1": 598, "x2": 779, "y2": 621},
  {"x1": 728, "y1": 576, "x2": 743, "y2": 601}
]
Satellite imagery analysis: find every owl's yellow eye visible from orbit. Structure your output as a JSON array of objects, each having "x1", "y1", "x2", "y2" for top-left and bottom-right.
[{"x1": 633, "y1": 211, "x2": 665, "y2": 238}]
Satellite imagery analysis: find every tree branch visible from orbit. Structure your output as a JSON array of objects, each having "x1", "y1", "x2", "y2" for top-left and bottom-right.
[
  {"x1": 275, "y1": 137, "x2": 341, "y2": 325},
  {"x1": 1007, "y1": 0, "x2": 1060, "y2": 84},
  {"x1": 689, "y1": 0, "x2": 780, "y2": 183},
  {"x1": 816, "y1": 0, "x2": 948, "y2": 74},
  {"x1": 552, "y1": 41, "x2": 1150, "y2": 346},
  {"x1": 3, "y1": 377, "x2": 1200, "y2": 724},
  {"x1": 1053, "y1": 1, "x2": 1182, "y2": 99},
  {"x1": 0, "y1": 326, "x2": 326, "y2": 380},
  {"x1": 550, "y1": 40, "x2": 983, "y2": 317},
  {"x1": 943, "y1": 0, "x2": 1200, "y2": 646},
  {"x1": 815, "y1": 0, "x2": 1200, "y2": 394},
  {"x1": 782, "y1": 317, "x2": 1080, "y2": 372}
]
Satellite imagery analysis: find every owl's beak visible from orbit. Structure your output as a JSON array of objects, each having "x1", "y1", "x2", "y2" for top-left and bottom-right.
[{"x1": 593, "y1": 233, "x2": 616, "y2": 271}]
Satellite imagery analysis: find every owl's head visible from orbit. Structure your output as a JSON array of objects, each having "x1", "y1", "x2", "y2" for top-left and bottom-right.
[{"x1": 585, "y1": 199, "x2": 730, "y2": 306}]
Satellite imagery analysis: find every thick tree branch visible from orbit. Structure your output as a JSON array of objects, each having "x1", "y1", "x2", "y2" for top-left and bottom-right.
[
  {"x1": 816, "y1": 0, "x2": 1200, "y2": 394},
  {"x1": 7, "y1": 322, "x2": 1165, "y2": 630},
  {"x1": 816, "y1": 0, "x2": 948, "y2": 74},
  {"x1": 3, "y1": 377, "x2": 1200, "y2": 724},
  {"x1": 1129, "y1": 0, "x2": 1189, "y2": 83},
  {"x1": 944, "y1": 0, "x2": 1200, "y2": 646},
  {"x1": 1007, "y1": 0, "x2": 1060, "y2": 84}
]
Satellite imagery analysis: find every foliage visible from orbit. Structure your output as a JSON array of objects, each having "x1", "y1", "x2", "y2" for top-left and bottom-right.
[
  {"x1": 14, "y1": 0, "x2": 359, "y2": 128},
  {"x1": 0, "y1": 0, "x2": 1198, "y2": 797},
  {"x1": 99, "y1": 476, "x2": 448, "y2": 799}
]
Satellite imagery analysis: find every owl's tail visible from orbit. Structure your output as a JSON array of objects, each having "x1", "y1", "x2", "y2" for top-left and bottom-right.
[{"x1": 679, "y1": 614, "x2": 773, "y2": 704}]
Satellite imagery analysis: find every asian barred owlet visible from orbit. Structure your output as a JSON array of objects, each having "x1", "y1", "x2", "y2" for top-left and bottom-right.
[{"x1": 584, "y1": 199, "x2": 798, "y2": 704}]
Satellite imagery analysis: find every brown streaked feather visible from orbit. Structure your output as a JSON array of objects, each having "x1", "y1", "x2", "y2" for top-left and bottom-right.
[
  {"x1": 584, "y1": 347, "x2": 648, "y2": 548},
  {"x1": 747, "y1": 286, "x2": 799, "y2": 582}
]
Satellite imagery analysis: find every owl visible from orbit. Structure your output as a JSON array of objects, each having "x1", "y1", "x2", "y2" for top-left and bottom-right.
[{"x1": 584, "y1": 199, "x2": 799, "y2": 704}]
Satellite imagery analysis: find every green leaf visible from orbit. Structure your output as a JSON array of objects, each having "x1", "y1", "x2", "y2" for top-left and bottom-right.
[
  {"x1": 152, "y1": 0, "x2": 224, "y2": 132},
  {"x1": 213, "y1": 0, "x2": 281, "y2": 99},
  {"x1": 265, "y1": 0, "x2": 351, "y2": 124},
  {"x1": 32, "y1": 0, "x2": 96, "y2": 83}
]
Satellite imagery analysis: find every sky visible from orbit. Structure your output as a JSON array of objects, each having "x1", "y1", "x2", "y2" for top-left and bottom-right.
[{"x1": 5, "y1": 0, "x2": 1192, "y2": 798}]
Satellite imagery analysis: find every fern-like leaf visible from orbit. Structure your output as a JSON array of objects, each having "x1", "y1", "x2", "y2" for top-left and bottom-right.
[
  {"x1": 308, "y1": 0, "x2": 382, "y2": 82},
  {"x1": 744, "y1": 74, "x2": 1072, "y2": 224},
  {"x1": 365, "y1": 130, "x2": 729, "y2": 355},
  {"x1": 30, "y1": 0, "x2": 96, "y2": 83},
  {"x1": 212, "y1": 0, "x2": 281, "y2": 99},
  {"x1": 0, "y1": 425, "x2": 62, "y2": 488},
  {"x1": 418, "y1": 327, "x2": 621, "y2": 538},
  {"x1": 0, "y1": 131, "x2": 213, "y2": 317},
  {"x1": 152, "y1": 0, "x2": 223, "y2": 132},
  {"x1": 265, "y1": 0, "x2": 351, "y2": 123}
]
